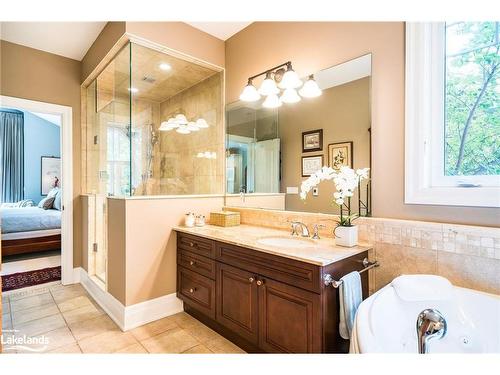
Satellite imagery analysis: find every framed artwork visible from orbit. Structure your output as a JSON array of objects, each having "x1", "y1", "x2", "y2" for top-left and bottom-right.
[
  {"x1": 302, "y1": 129, "x2": 323, "y2": 153},
  {"x1": 41, "y1": 156, "x2": 61, "y2": 195},
  {"x1": 328, "y1": 142, "x2": 353, "y2": 170},
  {"x1": 301, "y1": 155, "x2": 324, "y2": 177}
]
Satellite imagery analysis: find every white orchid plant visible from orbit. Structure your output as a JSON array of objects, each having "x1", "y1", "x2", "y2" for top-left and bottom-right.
[{"x1": 300, "y1": 166, "x2": 370, "y2": 227}]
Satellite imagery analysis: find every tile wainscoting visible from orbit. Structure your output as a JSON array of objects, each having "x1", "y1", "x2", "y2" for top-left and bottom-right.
[{"x1": 224, "y1": 207, "x2": 500, "y2": 295}]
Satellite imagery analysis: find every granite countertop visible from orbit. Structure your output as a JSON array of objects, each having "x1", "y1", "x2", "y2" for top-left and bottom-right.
[{"x1": 174, "y1": 224, "x2": 372, "y2": 266}]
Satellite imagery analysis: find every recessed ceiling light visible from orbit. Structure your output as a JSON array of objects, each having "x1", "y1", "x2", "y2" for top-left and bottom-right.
[
  {"x1": 159, "y1": 63, "x2": 172, "y2": 71},
  {"x1": 128, "y1": 87, "x2": 139, "y2": 93}
]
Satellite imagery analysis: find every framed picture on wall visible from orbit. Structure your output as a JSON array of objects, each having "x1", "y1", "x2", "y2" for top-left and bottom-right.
[
  {"x1": 302, "y1": 129, "x2": 323, "y2": 152},
  {"x1": 41, "y1": 156, "x2": 61, "y2": 195},
  {"x1": 301, "y1": 155, "x2": 324, "y2": 177},
  {"x1": 328, "y1": 141, "x2": 353, "y2": 170}
]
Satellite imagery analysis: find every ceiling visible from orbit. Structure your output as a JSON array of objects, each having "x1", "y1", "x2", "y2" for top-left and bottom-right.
[
  {"x1": 0, "y1": 22, "x2": 106, "y2": 60},
  {"x1": 185, "y1": 22, "x2": 252, "y2": 40},
  {"x1": 97, "y1": 43, "x2": 219, "y2": 103}
]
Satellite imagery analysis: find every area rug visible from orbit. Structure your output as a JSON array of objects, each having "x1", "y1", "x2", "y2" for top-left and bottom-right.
[{"x1": 1, "y1": 266, "x2": 61, "y2": 292}]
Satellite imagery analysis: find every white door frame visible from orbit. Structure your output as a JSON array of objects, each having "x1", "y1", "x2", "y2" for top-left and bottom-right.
[{"x1": 0, "y1": 95, "x2": 74, "y2": 284}]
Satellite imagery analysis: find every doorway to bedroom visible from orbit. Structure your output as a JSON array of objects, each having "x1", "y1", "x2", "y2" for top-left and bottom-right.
[{"x1": 0, "y1": 96, "x2": 73, "y2": 295}]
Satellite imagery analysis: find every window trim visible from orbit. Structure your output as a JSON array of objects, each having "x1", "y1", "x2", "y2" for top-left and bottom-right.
[{"x1": 405, "y1": 22, "x2": 500, "y2": 208}]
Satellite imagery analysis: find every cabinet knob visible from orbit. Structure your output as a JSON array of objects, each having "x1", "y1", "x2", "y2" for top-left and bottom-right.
[
  {"x1": 256, "y1": 280, "x2": 263, "y2": 286},
  {"x1": 189, "y1": 288, "x2": 196, "y2": 294},
  {"x1": 189, "y1": 260, "x2": 196, "y2": 266},
  {"x1": 188, "y1": 242, "x2": 195, "y2": 247},
  {"x1": 248, "y1": 277, "x2": 254, "y2": 283}
]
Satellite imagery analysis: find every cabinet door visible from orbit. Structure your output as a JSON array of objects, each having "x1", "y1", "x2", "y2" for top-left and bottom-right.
[
  {"x1": 258, "y1": 277, "x2": 321, "y2": 353},
  {"x1": 216, "y1": 263, "x2": 259, "y2": 344}
]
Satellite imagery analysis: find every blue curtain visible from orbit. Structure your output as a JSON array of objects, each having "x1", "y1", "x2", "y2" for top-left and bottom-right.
[{"x1": 0, "y1": 109, "x2": 24, "y2": 203}]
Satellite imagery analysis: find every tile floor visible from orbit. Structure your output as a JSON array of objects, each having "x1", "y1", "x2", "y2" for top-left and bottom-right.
[
  {"x1": 1, "y1": 254, "x2": 61, "y2": 276},
  {"x1": 1, "y1": 282, "x2": 245, "y2": 354}
]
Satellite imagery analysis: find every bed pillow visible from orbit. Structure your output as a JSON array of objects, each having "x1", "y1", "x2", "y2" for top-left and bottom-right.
[
  {"x1": 47, "y1": 187, "x2": 59, "y2": 198},
  {"x1": 38, "y1": 196, "x2": 55, "y2": 210},
  {"x1": 53, "y1": 189, "x2": 62, "y2": 211}
]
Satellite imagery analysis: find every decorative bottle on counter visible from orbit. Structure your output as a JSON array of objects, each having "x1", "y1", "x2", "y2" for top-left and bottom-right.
[
  {"x1": 185, "y1": 213, "x2": 195, "y2": 227},
  {"x1": 195, "y1": 215, "x2": 206, "y2": 227}
]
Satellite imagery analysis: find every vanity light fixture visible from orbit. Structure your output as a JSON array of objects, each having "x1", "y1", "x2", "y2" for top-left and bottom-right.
[
  {"x1": 299, "y1": 75, "x2": 322, "y2": 98},
  {"x1": 196, "y1": 118, "x2": 209, "y2": 128},
  {"x1": 262, "y1": 93, "x2": 282, "y2": 109},
  {"x1": 280, "y1": 88, "x2": 301, "y2": 104},
  {"x1": 258, "y1": 71, "x2": 280, "y2": 96},
  {"x1": 159, "y1": 113, "x2": 209, "y2": 134},
  {"x1": 239, "y1": 79, "x2": 261, "y2": 102},
  {"x1": 159, "y1": 63, "x2": 172, "y2": 71},
  {"x1": 239, "y1": 61, "x2": 322, "y2": 108},
  {"x1": 278, "y1": 62, "x2": 303, "y2": 89}
]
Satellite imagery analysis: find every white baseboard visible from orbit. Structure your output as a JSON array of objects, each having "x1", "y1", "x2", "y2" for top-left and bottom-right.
[{"x1": 74, "y1": 267, "x2": 183, "y2": 331}]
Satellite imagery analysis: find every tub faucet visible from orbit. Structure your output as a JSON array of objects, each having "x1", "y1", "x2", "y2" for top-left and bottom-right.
[{"x1": 416, "y1": 308, "x2": 447, "y2": 354}]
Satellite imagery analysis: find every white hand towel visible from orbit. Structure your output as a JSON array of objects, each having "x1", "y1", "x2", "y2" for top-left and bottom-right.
[
  {"x1": 339, "y1": 271, "x2": 362, "y2": 340},
  {"x1": 391, "y1": 274, "x2": 452, "y2": 302}
]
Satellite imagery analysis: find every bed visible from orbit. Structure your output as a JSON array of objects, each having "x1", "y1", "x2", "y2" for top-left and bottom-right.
[{"x1": 1, "y1": 207, "x2": 61, "y2": 257}]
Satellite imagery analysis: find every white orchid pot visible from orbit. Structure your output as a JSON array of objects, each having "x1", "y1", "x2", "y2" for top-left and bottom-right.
[{"x1": 334, "y1": 225, "x2": 358, "y2": 247}]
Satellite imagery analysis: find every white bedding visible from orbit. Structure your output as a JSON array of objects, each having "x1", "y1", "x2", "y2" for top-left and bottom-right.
[
  {"x1": 1, "y1": 228, "x2": 61, "y2": 240},
  {"x1": 1, "y1": 207, "x2": 61, "y2": 234}
]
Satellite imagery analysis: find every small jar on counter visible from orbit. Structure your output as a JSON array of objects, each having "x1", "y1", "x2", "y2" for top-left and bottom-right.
[
  {"x1": 195, "y1": 215, "x2": 206, "y2": 227},
  {"x1": 185, "y1": 212, "x2": 195, "y2": 227}
]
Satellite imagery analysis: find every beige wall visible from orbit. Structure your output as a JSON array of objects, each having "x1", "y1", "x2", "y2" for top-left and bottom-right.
[
  {"x1": 123, "y1": 196, "x2": 224, "y2": 305},
  {"x1": 107, "y1": 198, "x2": 127, "y2": 304},
  {"x1": 126, "y1": 22, "x2": 225, "y2": 68},
  {"x1": 81, "y1": 22, "x2": 126, "y2": 83},
  {"x1": 225, "y1": 22, "x2": 499, "y2": 227},
  {"x1": 280, "y1": 77, "x2": 370, "y2": 213},
  {"x1": 0, "y1": 40, "x2": 83, "y2": 267}
]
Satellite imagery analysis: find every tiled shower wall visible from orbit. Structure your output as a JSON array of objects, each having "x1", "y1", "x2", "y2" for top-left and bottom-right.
[{"x1": 225, "y1": 207, "x2": 500, "y2": 295}]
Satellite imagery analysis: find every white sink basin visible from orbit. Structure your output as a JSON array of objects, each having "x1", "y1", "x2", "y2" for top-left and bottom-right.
[{"x1": 257, "y1": 236, "x2": 316, "y2": 248}]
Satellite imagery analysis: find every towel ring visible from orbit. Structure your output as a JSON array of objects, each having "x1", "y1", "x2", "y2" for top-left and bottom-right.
[{"x1": 323, "y1": 258, "x2": 379, "y2": 288}]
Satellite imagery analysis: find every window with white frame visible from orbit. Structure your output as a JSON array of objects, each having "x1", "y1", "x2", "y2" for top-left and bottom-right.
[{"x1": 405, "y1": 22, "x2": 500, "y2": 207}]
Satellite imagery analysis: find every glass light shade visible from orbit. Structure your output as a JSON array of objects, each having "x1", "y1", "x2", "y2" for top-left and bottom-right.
[
  {"x1": 258, "y1": 77, "x2": 280, "y2": 96},
  {"x1": 262, "y1": 93, "x2": 282, "y2": 109},
  {"x1": 159, "y1": 63, "x2": 172, "y2": 71},
  {"x1": 176, "y1": 126, "x2": 190, "y2": 134},
  {"x1": 239, "y1": 82, "x2": 261, "y2": 102},
  {"x1": 159, "y1": 121, "x2": 174, "y2": 131},
  {"x1": 299, "y1": 76, "x2": 322, "y2": 98},
  {"x1": 279, "y1": 69, "x2": 303, "y2": 89},
  {"x1": 280, "y1": 88, "x2": 301, "y2": 104},
  {"x1": 196, "y1": 118, "x2": 209, "y2": 128},
  {"x1": 187, "y1": 122, "x2": 200, "y2": 131},
  {"x1": 174, "y1": 114, "x2": 188, "y2": 124}
]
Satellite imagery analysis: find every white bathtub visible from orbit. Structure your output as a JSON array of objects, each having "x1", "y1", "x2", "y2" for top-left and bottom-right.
[{"x1": 352, "y1": 280, "x2": 500, "y2": 353}]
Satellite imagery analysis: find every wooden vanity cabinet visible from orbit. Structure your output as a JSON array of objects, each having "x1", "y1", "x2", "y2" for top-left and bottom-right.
[{"x1": 176, "y1": 231, "x2": 369, "y2": 353}]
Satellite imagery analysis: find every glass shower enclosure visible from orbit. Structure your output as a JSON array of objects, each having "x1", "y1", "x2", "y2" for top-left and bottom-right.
[{"x1": 83, "y1": 41, "x2": 224, "y2": 287}]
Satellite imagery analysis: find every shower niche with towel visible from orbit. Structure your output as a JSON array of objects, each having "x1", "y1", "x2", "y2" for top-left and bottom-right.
[{"x1": 175, "y1": 229, "x2": 373, "y2": 353}]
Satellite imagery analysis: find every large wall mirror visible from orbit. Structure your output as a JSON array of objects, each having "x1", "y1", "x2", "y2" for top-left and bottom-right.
[{"x1": 225, "y1": 54, "x2": 372, "y2": 216}]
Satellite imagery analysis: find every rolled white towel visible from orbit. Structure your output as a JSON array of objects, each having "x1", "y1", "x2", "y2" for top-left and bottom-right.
[{"x1": 391, "y1": 274, "x2": 452, "y2": 302}]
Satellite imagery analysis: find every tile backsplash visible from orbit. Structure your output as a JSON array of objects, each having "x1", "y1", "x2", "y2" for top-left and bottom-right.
[{"x1": 224, "y1": 207, "x2": 500, "y2": 295}]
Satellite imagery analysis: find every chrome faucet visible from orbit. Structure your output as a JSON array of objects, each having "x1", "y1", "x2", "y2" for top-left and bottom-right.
[
  {"x1": 289, "y1": 221, "x2": 310, "y2": 237},
  {"x1": 416, "y1": 309, "x2": 447, "y2": 354},
  {"x1": 311, "y1": 224, "x2": 325, "y2": 239}
]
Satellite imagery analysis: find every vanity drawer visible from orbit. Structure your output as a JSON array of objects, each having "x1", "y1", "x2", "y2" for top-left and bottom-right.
[
  {"x1": 178, "y1": 249, "x2": 216, "y2": 279},
  {"x1": 177, "y1": 232, "x2": 216, "y2": 259},
  {"x1": 215, "y1": 242, "x2": 321, "y2": 294},
  {"x1": 177, "y1": 266, "x2": 215, "y2": 319}
]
